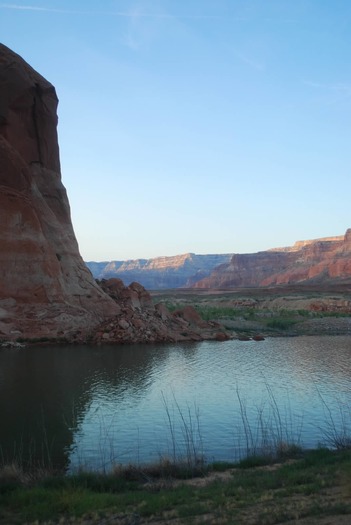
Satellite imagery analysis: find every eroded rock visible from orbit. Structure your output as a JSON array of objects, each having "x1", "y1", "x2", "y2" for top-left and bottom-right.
[
  {"x1": 93, "y1": 279, "x2": 232, "y2": 344},
  {"x1": 0, "y1": 44, "x2": 118, "y2": 341},
  {"x1": 194, "y1": 230, "x2": 351, "y2": 289}
]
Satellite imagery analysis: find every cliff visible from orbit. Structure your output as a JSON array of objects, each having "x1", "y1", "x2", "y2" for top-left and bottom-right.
[
  {"x1": 0, "y1": 45, "x2": 231, "y2": 344},
  {"x1": 193, "y1": 230, "x2": 351, "y2": 289},
  {"x1": 0, "y1": 44, "x2": 119, "y2": 340},
  {"x1": 86, "y1": 253, "x2": 233, "y2": 289}
]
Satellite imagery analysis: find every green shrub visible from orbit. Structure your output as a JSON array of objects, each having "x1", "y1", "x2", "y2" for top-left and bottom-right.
[{"x1": 266, "y1": 318, "x2": 297, "y2": 330}]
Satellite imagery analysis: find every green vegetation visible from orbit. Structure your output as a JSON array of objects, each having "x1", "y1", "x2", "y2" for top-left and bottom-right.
[
  {"x1": 1, "y1": 448, "x2": 351, "y2": 524},
  {"x1": 194, "y1": 305, "x2": 257, "y2": 321},
  {"x1": 193, "y1": 304, "x2": 351, "y2": 325},
  {"x1": 265, "y1": 317, "x2": 298, "y2": 330},
  {"x1": 152, "y1": 291, "x2": 351, "y2": 336}
]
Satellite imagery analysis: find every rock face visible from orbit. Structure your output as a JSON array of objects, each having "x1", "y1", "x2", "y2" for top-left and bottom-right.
[
  {"x1": 0, "y1": 44, "x2": 118, "y2": 340},
  {"x1": 193, "y1": 230, "x2": 351, "y2": 289},
  {"x1": 85, "y1": 253, "x2": 233, "y2": 289}
]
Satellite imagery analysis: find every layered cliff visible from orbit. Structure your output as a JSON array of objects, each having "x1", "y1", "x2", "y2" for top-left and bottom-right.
[
  {"x1": 0, "y1": 45, "x2": 232, "y2": 344},
  {"x1": 193, "y1": 230, "x2": 351, "y2": 289},
  {"x1": 86, "y1": 253, "x2": 233, "y2": 289},
  {"x1": 0, "y1": 44, "x2": 118, "y2": 340}
]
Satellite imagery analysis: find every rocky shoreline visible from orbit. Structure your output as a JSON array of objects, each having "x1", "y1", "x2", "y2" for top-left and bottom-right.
[{"x1": 91, "y1": 279, "x2": 232, "y2": 344}]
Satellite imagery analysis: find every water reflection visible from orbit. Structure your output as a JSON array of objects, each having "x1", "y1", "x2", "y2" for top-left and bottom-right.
[
  {"x1": 0, "y1": 343, "x2": 175, "y2": 469},
  {"x1": 0, "y1": 337, "x2": 351, "y2": 471}
]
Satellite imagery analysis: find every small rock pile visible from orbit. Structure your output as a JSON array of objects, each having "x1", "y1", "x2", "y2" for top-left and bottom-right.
[{"x1": 92, "y1": 279, "x2": 231, "y2": 344}]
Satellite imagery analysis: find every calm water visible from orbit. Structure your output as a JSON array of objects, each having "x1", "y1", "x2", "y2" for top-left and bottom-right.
[{"x1": 1, "y1": 336, "x2": 351, "y2": 471}]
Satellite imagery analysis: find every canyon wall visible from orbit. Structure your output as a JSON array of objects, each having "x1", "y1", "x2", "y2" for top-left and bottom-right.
[
  {"x1": 193, "y1": 230, "x2": 351, "y2": 289},
  {"x1": 86, "y1": 253, "x2": 233, "y2": 289},
  {"x1": 0, "y1": 44, "x2": 118, "y2": 340}
]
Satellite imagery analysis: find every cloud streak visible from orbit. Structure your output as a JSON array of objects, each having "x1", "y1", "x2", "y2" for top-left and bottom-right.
[
  {"x1": 303, "y1": 80, "x2": 351, "y2": 106},
  {"x1": 0, "y1": 3, "x2": 67, "y2": 12},
  {"x1": 303, "y1": 80, "x2": 351, "y2": 96},
  {"x1": 0, "y1": 3, "x2": 234, "y2": 19},
  {"x1": 234, "y1": 50, "x2": 265, "y2": 71}
]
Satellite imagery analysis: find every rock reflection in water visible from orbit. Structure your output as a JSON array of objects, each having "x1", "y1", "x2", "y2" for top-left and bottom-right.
[
  {"x1": 0, "y1": 343, "x2": 172, "y2": 470},
  {"x1": 1, "y1": 337, "x2": 351, "y2": 471}
]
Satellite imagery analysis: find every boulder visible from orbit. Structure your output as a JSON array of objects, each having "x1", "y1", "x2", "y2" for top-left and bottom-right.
[{"x1": 94, "y1": 279, "x2": 232, "y2": 344}]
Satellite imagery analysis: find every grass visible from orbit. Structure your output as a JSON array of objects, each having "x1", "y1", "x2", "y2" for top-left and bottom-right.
[
  {"x1": 154, "y1": 296, "x2": 351, "y2": 336},
  {"x1": 194, "y1": 305, "x2": 257, "y2": 321},
  {"x1": 1, "y1": 448, "x2": 350, "y2": 524}
]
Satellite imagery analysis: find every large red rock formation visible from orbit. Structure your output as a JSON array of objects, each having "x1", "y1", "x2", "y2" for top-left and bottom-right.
[
  {"x1": 0, "y1": 45, "x2": 231, "y2": 344},
  {"x1": 193, "y1": 230, "x2": 351, "y2": 289},
  {"x1": 0, "y1": 44, "x2": 119, "y2": 340}
]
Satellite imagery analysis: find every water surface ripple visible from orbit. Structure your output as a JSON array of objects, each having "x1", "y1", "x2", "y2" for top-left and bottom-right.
[{"x1": 0, "y1": 336, "x2": 350, "y2": 471}]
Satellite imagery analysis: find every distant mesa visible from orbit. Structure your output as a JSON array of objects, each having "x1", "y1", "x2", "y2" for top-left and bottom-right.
[
  {"x1": 192, "y1": 230, "x2": 351, "y2": 289},
  {"x1": 88, "y1": 230, "x2": 351, "y2": 291},
  {"x1": 85, "y1": 253, "x2": 233, "y2": 289}
]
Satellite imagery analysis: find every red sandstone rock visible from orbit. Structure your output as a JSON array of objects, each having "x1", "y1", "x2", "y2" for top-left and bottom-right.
[
  {"x1": 0, "y1": 44, "x2": 118, "y2": 340},
  {"x1": 173, "y1": 305, "x2": 208, "y2": 328},
  {"x1": 193, "y1": 230, "x2": 351, "y2": 289},
  {"x1": 94, "y1": 279, "x2": 232, "y2": 344}
]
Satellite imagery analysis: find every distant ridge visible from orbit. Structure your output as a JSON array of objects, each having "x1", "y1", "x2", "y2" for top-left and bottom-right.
[
  {"x1": 86, "y1": 230, "x2": 351, "y2": 291},
  {"x1": 193, "y1": 229, "x2": 351, "y2": 289},
  {"x1": 85, "y1": 253, "x2": 233, "y2": 290}
]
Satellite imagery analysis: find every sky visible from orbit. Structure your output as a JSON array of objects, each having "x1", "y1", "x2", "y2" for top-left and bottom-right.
[{"x1": 1, "y1": 1, "x2": 351, "y2": 261}]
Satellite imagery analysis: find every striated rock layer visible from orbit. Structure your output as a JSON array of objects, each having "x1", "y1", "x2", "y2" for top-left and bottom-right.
[
  {"x1": 0, "y1": 44, "x2": 119, "y2": 340},
  {"x1": 193, "y1": 230, "x2": 351, "y2": 289},
  {"x1": 86, "y1": 253, "x2": 233, "y2": 289}
]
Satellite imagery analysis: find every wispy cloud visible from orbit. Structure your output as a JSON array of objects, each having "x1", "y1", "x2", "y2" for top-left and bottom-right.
[
  {"x1": 0, "y1": 3, "x2": 132, "y2": 15},
  {"x1": 0, "y1": 3, "x2": 67, "y2": 12},
  {"x1": 0, "y1": 3, "x2": 233, "y2": 19},
  {"x1": 303, "y1": 80, "x2": 351, "y2": 105},
  {"x1": 233, "y1": 50, "x2": 265, "y2": 71},
  {"x1": 304, "y1": 80, "x2": 351, "y2": 92}
]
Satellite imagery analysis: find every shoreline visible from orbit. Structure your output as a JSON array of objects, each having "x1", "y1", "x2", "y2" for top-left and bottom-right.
[{"x1": 1, "y1": 447, "x2": 351, "y2": 524}]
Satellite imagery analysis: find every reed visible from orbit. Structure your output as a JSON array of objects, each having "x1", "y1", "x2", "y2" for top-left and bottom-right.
[
  {"x1": 235, "y1": 383, "x2": 303, "y2": 464},
  {"x1": 1, "y1": 385, "x2": 350, "y2": 478},
  {"x1": 161, "y1": 391, "x2": 205, "y2": 476},
  {"x1": 316, "y1": 387, "x2": 351, "y2": 450}
]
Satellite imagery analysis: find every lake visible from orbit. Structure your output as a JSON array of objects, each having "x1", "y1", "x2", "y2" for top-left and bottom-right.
[{"x1": 1, "y1": 336, "x2": 351, "y2": 472}]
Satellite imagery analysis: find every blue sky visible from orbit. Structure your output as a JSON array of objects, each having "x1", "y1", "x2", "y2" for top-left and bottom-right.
[{"x1": 1, "y1": 1, "x2": 350, "y2": 261}]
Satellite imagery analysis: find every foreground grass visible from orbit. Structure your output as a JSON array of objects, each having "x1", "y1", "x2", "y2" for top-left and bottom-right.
[{"x1": 1, "y1": 448, "x2": 351, "y2": 524}]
